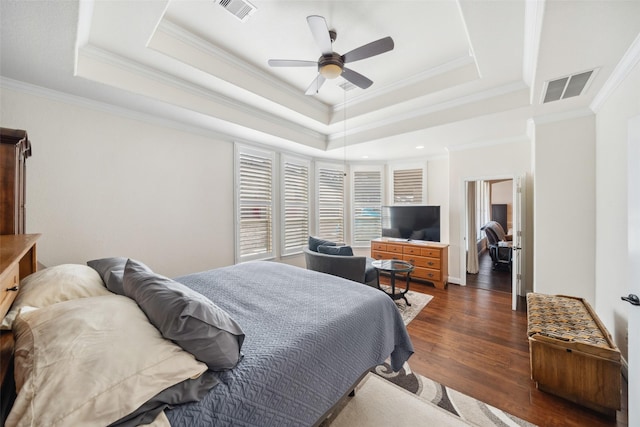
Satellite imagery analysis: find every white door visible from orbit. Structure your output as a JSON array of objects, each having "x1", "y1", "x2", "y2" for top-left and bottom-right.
[
  {"x1": 627, "y1": 115, "x2": 640, "y2": 426},
  {"x1": 511, "y1": 175, "x2": 526, "y2": 310}
]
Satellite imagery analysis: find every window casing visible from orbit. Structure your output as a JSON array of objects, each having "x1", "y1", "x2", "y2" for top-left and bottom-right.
[
  {"x1": 235, "y1": 144, "x2": 275, "y2": 262},
  {"x1": 281, "y1": 155, "x2": 310, "y2": 256},
  {"x1": 351, "y1": 166, "x2": 383, "y2": 245},
  {"x1": 316, "y1": 163, "x2": 345, "y2": 243}
]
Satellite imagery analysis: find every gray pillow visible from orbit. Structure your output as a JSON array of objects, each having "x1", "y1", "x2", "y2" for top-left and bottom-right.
[
  {"x1": 87, "y1": 257, "x2": 152, "y2": 295},
  {"x1": 122, "y1": 259, "x2": 245, "y2": 371},
  {"x1": 317, "y1": 245, "x2": 353, "y2": 256},
  {"x1": 308, "y1": 236, "x2": 336, "y2": 252}
]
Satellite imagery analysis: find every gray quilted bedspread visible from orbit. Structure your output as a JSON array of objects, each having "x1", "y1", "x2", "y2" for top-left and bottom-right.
[{"x1": 165, "y1": 261, "x2": 413, "y2": 427}]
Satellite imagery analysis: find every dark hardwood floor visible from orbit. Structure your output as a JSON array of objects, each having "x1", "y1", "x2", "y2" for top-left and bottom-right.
[
  {"x1": 392, "y1": 276, "x2": 628, "y2": 427},
  {"x1": 466, "y1": 249, "x2": 512, "y2": 293}
]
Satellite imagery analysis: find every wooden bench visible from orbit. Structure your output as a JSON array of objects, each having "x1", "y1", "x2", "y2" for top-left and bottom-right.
[{"x1": 526, "y1": 293, "x2": 621, "y2": 416}]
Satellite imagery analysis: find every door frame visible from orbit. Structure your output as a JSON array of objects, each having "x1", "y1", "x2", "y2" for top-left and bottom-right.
[
  {"x1": 459, "y1": 174, "x2": 526, "y2": 307},
  {"x1": 627, "y1": 114, "x2": 639, "y2": 425}
]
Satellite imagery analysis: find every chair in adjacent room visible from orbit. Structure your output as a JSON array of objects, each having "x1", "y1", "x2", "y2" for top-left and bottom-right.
[{"x1": 481, "y1": 221, "x2": 513, "y2": 271}]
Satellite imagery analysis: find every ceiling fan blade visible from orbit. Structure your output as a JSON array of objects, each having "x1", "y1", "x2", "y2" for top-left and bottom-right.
[
  {"x1": 305, "y1": 74, "x2": 327, "y2": 95},
  {"x1": 268, "y1": 59, "x2": 317, "y2": 67},
  {"x1": 342, "y1": 68, "x2": 373, "y2": 89},
  {"x1": 307, "y1": 15, "x2": 333, "y2": 56},
  {"x1": 342, "y1": 36, "x2": 394, "y2": 64}
]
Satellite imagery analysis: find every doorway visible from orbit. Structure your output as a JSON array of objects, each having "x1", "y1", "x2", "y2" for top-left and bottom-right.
[
  {"x1": 465, "y1": 179, "x2": 513, "y2": 293},
  {"x1": 461, "y1": 175, "x2": 526, "y2": 310}
]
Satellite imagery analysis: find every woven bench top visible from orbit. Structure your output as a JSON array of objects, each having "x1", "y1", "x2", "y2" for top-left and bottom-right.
[{"x1": 526, "y1": 293, "x2": 611, "y2": 349}]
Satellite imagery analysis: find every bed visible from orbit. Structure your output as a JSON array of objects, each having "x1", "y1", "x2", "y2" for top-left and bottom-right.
[{"x1": 0, "y1": 258, "x2": 414, "y2": 426}]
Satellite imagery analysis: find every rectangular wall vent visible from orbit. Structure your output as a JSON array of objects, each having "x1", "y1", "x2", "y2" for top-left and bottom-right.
[
  {"x1": 218, "y1": 0, "x2": 256, "y2": 22},
  {"x1": 542, "y1": 70, "x2": 595, "y2": 103}
]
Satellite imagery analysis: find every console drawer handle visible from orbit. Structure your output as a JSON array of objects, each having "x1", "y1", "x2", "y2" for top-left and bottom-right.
[{"x1": 6, "y1": 286, "x2": 18, "y2": 292}]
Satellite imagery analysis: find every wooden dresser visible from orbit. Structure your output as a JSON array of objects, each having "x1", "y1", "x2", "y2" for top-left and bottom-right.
[
  {"x1": 371, "y1": 237, "x2": 449, "y2": 289},
  {"x1": 0, "y1": 234, "x2": 40, "y2": 413}
]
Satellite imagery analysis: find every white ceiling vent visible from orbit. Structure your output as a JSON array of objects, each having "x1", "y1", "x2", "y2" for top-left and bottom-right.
[
  {"x1": 217, "y1": 0, "x2": 256, "y2": 22},
  {"x1": 338, "y1": 80, "x2": 357, "y2": 92},
  {"x1": 542, "y1": 70, "x2": 596, "y2": 103}
]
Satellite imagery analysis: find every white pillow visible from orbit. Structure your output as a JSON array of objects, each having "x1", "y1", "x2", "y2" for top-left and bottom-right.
[
  {"x1": 6, "y1": 295, "x2": 208, "y2": 426},
  {"x1": 1, "y1": 264, "x2": 112, "y2": 330}
]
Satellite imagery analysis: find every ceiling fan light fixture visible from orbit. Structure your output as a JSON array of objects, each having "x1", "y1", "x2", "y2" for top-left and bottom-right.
[{"x1": 319, "y1": 63, "x2": 342, "y2": 79}]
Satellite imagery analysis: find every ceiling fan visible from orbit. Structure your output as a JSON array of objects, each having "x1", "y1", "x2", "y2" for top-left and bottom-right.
[{"x1": 268, "y1": 15, "x2": 394, "y2": 95}]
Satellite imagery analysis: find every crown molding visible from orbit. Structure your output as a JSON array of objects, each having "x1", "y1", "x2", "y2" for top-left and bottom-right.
[
  {"x1": 531, "y1": 107, "x2": 594, "y2": 125},
  {"x1": 332, "y1": 55, "x2": 476, "y2": 113},
  {"x1": 327, "y1": 81, "x2": 528, "y2": 142},
  {"x1": 0, "y1": 76, "x2": 237, "y2": 142},
  {"x1": 446, "y1": 135, "x2": 529, "y2": 153},
  {"x1": 155, "y1": 19, "x2": 328, "y2": 118},
  {"x1": 455, "y1": 0, "x2": 480, "y2": 77},
  {"x1": 590, "y1": 32, "x2": 640, "y2": 112},
  {"x1": 77, "y1": 44, "x2": 326, "y2": 142},
  {"x1": 523, "y1": 0, "x2": 545, "y2": 103}
]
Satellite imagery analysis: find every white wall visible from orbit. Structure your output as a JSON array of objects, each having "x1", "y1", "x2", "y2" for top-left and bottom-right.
[
  {"x1": 491, "y1": 180, "x2": 513, "y2": 231},
  {"x1": 532, "y1": 114, "x2": 596, "y2": 301},
  {"x1": 595, "y1": 61, "x2": 640, "y2": 360},
  {"x1": 448, "y1": 139, "x2": 533, "y2": 287},
  {"x1": 427, "y1": 157, "x2": 450, "y2": 244},
  {"x1": 1, "y1": 87, "x2": 235, "y2": 278}
]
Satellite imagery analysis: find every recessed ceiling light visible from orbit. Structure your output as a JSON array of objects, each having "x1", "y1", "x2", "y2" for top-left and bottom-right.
[
  {"x1": 416, "y1": 145, "x2": 424, "y2": 149},
  {"x1": 362, "y1": 155, "x2": 369, "y2": 159}
]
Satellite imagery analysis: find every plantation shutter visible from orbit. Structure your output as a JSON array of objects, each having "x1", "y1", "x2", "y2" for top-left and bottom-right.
[
  {"x1": 282, "y1": 157, "x2": 310, "y2": 255},
  {"x1": 393, "y1": 168, "x2": 423, "y2": 204},
  {"x1": 237, "y1": 147, "x2": 274, "y2": 260},
  {"x1": 353, "y1": 170, "x2": 382, "y2": 244},
  {"x1": 317, "y1": 165, "x2": 344, "y2": 243}
]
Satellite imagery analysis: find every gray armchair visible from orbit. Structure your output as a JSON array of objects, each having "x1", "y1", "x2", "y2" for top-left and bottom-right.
[{"x1": 303, "y1": 247, "x2": 377, "y2": 286}]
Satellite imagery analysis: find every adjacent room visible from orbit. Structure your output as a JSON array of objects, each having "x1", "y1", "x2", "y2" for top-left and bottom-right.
[{"x1": 1, "y1": 0, "x2": 639, "y2": 426}]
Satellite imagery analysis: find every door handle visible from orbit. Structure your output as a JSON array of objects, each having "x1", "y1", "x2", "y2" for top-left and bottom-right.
[{"x1": 621, "y1": 294, "x2": 640, "y2": 306}]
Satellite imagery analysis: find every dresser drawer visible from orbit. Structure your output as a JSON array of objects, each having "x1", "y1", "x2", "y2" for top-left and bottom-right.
[
  {"x1": 403, "y1": 255, "x2": 441, "y2": 269},
  {"x1": 0, "y1": 263, "x2": 20, "y2": 319},
  {"x1": 386, "y1": 244, "x2": 403, "y2": 254},
  {"x1": 403, "y1": 246, "x2": 421, "y2": 256},
  {"x1": 421, "y1": 248, "x2": 441, "y2": 258},
  {"x1": 412, "y1": 267, "x2": 441, "y2": 282},
  {"x1": 371, "y1": 242, "x2": 387, "y2": 251},
  {"x1": 372, "y1": 250, "x2": 402, "y2": 261}
]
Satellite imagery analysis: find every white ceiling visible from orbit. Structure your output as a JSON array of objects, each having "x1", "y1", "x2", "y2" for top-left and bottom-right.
[{"x1": 1, "y1": 0, "x2": 639, "y2": 161}]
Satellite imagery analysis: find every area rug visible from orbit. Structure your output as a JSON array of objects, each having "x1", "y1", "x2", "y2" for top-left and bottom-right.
[
  {"x1": 323, "y1": 289, "x2": 535, "y2": 427},
  {"x1": 326, "y1": 366, "x2": 536, "y2": 427},
  {"x1": 379, "y1": 285, "x2": 433, "y2": 325},
  {"x1": 369, "y1": 362, "x2": 536, "y2": 427},
  {"x1": 326, "y1": 373, "x2": 471, "y2": 426}
]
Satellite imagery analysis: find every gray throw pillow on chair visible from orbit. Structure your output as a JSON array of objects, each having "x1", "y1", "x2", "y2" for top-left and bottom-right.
[
  {"x1": 317, "y1": 245, "x2": 354, "y2": 256},
  {"x1": 308, "y1": 236, "x2": 337, "y2": 252}
]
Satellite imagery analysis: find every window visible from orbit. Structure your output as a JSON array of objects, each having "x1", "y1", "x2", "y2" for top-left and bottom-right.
[
  {"x1": 235, "y1": 144, "x2": 275, "y2": 262},
  {"x1": 281, "y1": 156, "x2": 310, "y2": 255},
  {"x1": 316, "y1": 163, "x2": 345, "y2": 243},
  {"x1": 352, "y1": 167, "x2": 383, "y2": 245},
  {"x1": 392, "y1": 168, "x2": 424, "y2": 204}
]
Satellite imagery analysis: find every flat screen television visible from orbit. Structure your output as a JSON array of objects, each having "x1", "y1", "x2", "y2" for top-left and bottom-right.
[{"x1": 381, "y1": 205, "x2": 441, "y2": 242}]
